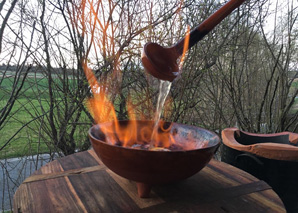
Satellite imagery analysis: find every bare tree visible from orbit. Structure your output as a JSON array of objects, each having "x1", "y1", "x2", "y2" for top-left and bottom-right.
[
  {"x1": 15, "y1": 0, "x2": 197, "y2": 156},
  {"x1": 1, "y1": 0, "x2": 298, "y2": 211},
  {"x1": 0, "y1": 0, "x2": 37, "y2": 151},
  {"x1": 0, "y1": 0, "x2": 40, "y2": 211},
  {"x1": 178, "y1": 0, "x2": 298, "y2": 133}
]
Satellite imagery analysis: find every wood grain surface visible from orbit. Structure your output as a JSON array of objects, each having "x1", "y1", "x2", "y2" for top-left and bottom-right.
[{"x1": 13, "y1": 150, "x2": 286, "y2": 213}]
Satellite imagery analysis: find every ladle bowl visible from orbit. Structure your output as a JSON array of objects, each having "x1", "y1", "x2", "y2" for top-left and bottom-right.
[
  {"x1": 142, "y1": 43, "x2": 179, "y2": 82},
  {"x1": 142, "y1": 0, "x2": 246, "y2": 82},
  {"x1": 89, "y1": 120, "x2": 220, "y2": 198}
]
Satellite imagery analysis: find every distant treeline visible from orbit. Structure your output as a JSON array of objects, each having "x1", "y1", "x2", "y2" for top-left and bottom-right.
[
  {"x1": 0, "y1": 64, "x2": 75, "y2": 75},
  {"x1": 1, "y1": 64, "x2": 297, "y2": 79}
]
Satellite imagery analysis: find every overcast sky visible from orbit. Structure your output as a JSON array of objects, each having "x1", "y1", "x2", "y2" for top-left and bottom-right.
[{"x1": 1, "y1": 0, "x2": 297, "y2": 67}]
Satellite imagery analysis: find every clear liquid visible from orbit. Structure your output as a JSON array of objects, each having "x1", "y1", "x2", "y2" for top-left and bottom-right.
[{"x1": 150, "y1": 80, "x2": 172, "y2": 149}]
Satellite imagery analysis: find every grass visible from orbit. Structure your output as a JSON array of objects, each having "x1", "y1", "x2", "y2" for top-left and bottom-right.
[
  {"x1": 0, "y1": 74, "x2": 90, "y2": 159},
  {"x1": 0, "y1": 73, "x2": 50, "y2": 158},
  {"x1": 0, "y1": 98, "x2": 50, "y2": 159}
]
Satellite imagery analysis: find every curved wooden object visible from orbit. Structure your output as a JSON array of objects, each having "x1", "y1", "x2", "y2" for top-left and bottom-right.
[
  {"x1": 222, "y1": 127, "x2": 298, "y2": 161},
  {"x1": 142, "y1": 0, "x2": 246, "y2": 81},
  {"x1": 89, "y1": 121, "x2": 220, "y2": 197}
]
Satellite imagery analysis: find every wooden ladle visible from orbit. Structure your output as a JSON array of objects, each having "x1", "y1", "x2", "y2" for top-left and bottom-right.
[{"x1": 142, "y1": 0, "x2": 246, "y2": 82}]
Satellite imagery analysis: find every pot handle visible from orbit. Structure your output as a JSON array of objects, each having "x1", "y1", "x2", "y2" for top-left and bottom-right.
[{"x1": 235, "y1": 153, "x2": 264, "y2": 166}]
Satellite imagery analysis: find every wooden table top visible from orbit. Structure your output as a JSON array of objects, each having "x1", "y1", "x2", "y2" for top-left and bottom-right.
[{"x1": 13, "y1": 150, "x2": 286, "y2": 212}]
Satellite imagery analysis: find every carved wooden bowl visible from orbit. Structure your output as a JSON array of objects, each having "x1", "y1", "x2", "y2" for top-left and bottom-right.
[{"x1": 89, "y1": 120, "x2": 220, "y2": 197}]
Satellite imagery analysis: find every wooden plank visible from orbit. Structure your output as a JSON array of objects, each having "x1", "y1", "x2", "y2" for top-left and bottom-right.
[
  {"x1": 220, "y1": 191, "x2": 286, "y2": 213},
  {"x1": 89, "y1": 149, "x2": 165, "y2": 209},
  {"x1": 254, "y1": 187, "x2": 285, "y2": 206},
  {"x1": 197, "y1": 191, "x2": 286, "y2": 213},
  {"x1": 245, "y1": 191, "x2": 286, "y2": 212},
  {"x1": 63, "y1": 175, "x2": 88, "y2": 213},
  {"x1": 136, "y1": 162, "x2": 247, "y2": 203},
  {"x1": 88, "y1": 149, "x2": 104, "y2": 165},
  {"x1": 131, "y1": 199, "x2": 229, "y2": 213},
  {"x1": 135, "y1": 182, "x2": 282, "y2": 213},
  {"x1": 154, "y1": 178, "x2": 269, "y2": 202},
  {"x1": 57, "y1": 150, "x2": 129, "y2": 212},
  {"x1": 196, "y1": 181, "x2": 271, "y2": 203},
  {"x1": 66, "y1": 170, "x2": 140, "y2": 212},
  {"x1": 201, "y1": 164, "x2": 240, "y2": 186},
  {"x1": 208, "y1": 160, "x2": 259, "y2": 183},
  {"x1": 57, "y1": 151, "x2": 99, "y2": 170},
  {"x1": 33, "y1": 159, "x2": 63, "y2": 175},
  {"x1": 13, "y1": 184, "x2": 35, "y2": 213},
  {"x1": 23, "y1": 165, "x2": 106, "y2": 183},
  {"x1": 14, "y1": 177, "x2": 85, "y2": 213}
]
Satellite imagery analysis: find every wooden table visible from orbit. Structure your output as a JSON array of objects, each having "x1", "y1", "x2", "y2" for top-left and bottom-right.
[{"x1": 14, "y1": 150, "x2": 286, "y2": 212}]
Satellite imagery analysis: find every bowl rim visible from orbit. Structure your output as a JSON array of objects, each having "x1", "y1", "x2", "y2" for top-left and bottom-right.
[{"x1": 88, "y1": 120, "x2": 221, "y2": 153}]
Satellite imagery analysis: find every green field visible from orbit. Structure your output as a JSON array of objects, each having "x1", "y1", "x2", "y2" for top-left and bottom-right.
[
  {"x1": 0, "y1": 75, "x2": 50, "y2": 159},
  {"x1": 0, "y1": 99, "x2": 49, "y2": 159},
  {"x1": 0, "y1": 74, "x2": 90, "y2": 159}
]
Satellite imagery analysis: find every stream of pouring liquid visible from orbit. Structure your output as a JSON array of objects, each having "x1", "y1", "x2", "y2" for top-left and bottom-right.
[{"x1": 150, "y1": 80, "x2": 172, "y2": 149}]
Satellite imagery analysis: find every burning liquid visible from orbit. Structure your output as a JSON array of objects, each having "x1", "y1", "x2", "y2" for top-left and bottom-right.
[
  {"x1": 150, "y1": 80, "x2": 172, "y2": 149},
  {"x1": 87, "y1": 64, "x2": 209, "y2": 151}
]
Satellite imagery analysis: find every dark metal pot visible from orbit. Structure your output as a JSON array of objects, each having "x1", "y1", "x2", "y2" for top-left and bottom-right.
[{"x1": 221, "y1": 128, "x2": 298, "y2": 213}]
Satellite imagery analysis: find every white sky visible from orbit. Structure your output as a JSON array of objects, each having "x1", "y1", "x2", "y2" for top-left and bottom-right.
[{"x1": 1, "y1": 0, "x2": 297, "y2": 66}]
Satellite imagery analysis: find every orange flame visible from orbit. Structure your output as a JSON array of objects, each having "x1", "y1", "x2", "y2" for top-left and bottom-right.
[
  {"x1": 85, "y1": 62, "x2": 174, "y2": 148},
  {"x1": 85, "y1": 27, "x2": 194, "y2": 150},
  {"x1": 86, "y1": 64, "x2": 208, "y2": 151},
  {"x1": 179, "y1": 25, "x2": 190, "y2": 70},
  {"x1": 85, "y1": 0, "x2": 197, "y2": 150}
]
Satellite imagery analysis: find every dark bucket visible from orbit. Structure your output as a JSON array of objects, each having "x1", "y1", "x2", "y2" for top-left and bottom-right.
[{"x1": 221, "y1": 128, "x2": 298, "y2": 213}]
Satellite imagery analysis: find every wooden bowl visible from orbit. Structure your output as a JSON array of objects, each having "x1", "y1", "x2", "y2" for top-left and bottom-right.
[{"x1": 89, "y1": 120, "x2": 220, "y2": 197}]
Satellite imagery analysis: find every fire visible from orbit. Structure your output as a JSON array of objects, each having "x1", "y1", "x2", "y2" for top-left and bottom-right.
[
  {"x1": 86, "y1": 73, "x2": 209, "y2": 151},
  {"x1": 179, "y1": 25, "x2": 190, "y2": 70},
  {"x1": 85, "y1": 63, "x2": 176, "y2": 149},
  {"x1": 84, "y1": 0, "x2": 193, "y2": 150},
  {"x1": 85, "y1": 27, "x2": 192, "y2": 150}
]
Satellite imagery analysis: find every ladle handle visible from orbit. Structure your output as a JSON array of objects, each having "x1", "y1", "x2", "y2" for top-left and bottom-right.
[{"x1": 174, "y1": 0, "x2": 246, "y2": 55}]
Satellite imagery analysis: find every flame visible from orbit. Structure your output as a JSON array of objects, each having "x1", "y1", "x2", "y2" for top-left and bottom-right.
[
  {"x1": 179, "y1": 25, "x2": 190, "y2": 70},
  {"x1": 155, "y1": 122, "x2": 175, "y2": 148},
  {"x1": 84, "y1": 0, "x2": 196, "y2": 151},
  {"x1": 85, "y1": 62, "x2": 176, "y2": 149},
  {"x1": 86, "y1": 65, "x2": 208, "y2": 151},
  {"x1": 85, "y1": 27, "x2": 192, "y2": 150}
]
